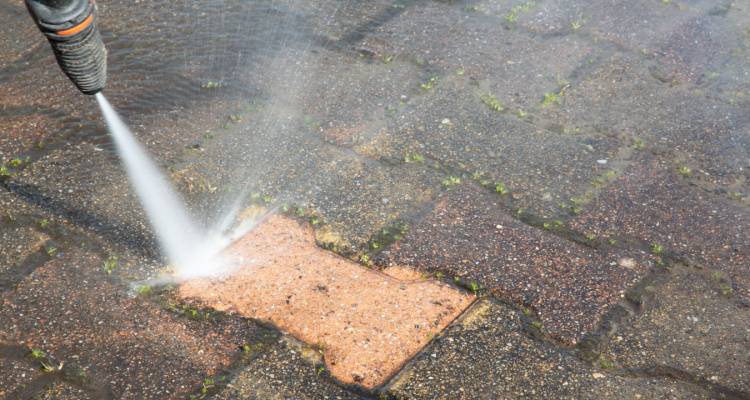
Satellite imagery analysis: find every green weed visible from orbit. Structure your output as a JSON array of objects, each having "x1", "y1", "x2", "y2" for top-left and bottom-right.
[
  {"x1": 495, "y1": 182, "x2": 508, "y2": 195},
  {"x1": 103, "y1": 255, "x2": 118, "y2": 274},
  {"x1": 677, "y1": 166, "x2": 691, "y2": 177},
  {"x1": 599, "y1": 357, "x2": 615, "y2": 369},
  {"x1": 201, "y1": 81, "x2": 222, "y2": 89},
  {"x1": 135, "y1": 285, "x2": 152, "y2": 295},
  {"x1": 442, "y1": 176, "x2": 461, "y2": 188},
  {"x1": 542, "y1": 92, "x2": 560, "y2": 107},
  {"x1": 650, "y1": 243, "x2": 664, "y2": 255},
  {"x1": 505, "y1": 1, "x2": 535, "y2": 22},
  {"x1": 571, "y1": 19, "x2": 585, "y2": 31},
  {"x1": 404, "y1": 153, "x2": 425, "y2": 163},
  {"x1": 420, "y1": 77, "x2": 437, "y2": 90},
  {"x1": 481, "y1": 93, "x2": 504, "y2": 112}
]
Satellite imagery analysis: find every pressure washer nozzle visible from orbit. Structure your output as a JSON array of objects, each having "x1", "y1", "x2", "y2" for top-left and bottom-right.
[{"x1": 26, "y1": 0, "x2": 107, "y2": 95}]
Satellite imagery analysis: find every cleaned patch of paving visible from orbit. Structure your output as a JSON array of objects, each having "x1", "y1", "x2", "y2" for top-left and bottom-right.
[
  {"x1": 215, "y1": 336, "x2": 366, "y2": 400},
  {"x1": 570, "y1": 156, "x2": 750, "y2": 298},
  {"x1": 387, "y1": 299, "x2": 713, "y2": 399},
  {"x1": 377, "y1": 183, "x2": 649, "y2": 344},
  {"x1": 179, "y1": 214, "x2": 474, "y2": 388},
  {"x1": 0, "y1": 246, "x2": 274, "y2": 399},
  {"x1": 605, "y1": 265, "x2": 750, "y2": 395}
]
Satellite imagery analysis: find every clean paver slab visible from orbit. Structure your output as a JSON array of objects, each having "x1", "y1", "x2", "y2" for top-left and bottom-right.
[{"x1": 179, "y1": 214, "x2": 474, "y2": 389}]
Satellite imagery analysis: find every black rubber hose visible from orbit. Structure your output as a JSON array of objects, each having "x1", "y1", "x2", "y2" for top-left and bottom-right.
[{"x1": 26, "y1": 0, "x2": 107, "y2": 95}]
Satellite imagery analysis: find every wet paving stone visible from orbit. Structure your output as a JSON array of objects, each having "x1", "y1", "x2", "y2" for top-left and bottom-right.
[
  {"x1": 0, "y1": 2, "x2": 39, "y2": 71},
  {"x1": 539, "y1": 53, "x2": 750, "y2": 190},
  {"x1": 570, "y1": 156, "x2": 750, "y2": 299},
  {"x1": 698, "y1": 1, "x2": 750, "y2": 104},
  {"x1": 494, "y1": 0, "x2": 723, "y2": 70},
  {"x1": 377, "y1": 183, "x2": 649, "y2": 344},
  {"x1": 361, "y1": 74, "x2": 625, "y2": 217},
  {"x1": 0, "y1": 246, "x2": 275, "y2": 399},
  {"x1": 387, "y1": 299, "x2": 714, "y2": 399},
  {"x1": 0, "y1": 341, "x2": 43, "y2": 399},
  {"x1": 605, "y1": 265, "x2": 750, "y2": 396},
  {"x1": 179, "y1": 214, "x2": 474, "y2": 389},
  {"x1": 215, "y1": 336, "x2": 366, "y2": 400},
  {"x1": 177, "y1": 95, "x2": 445, "y2": 253},
  {"x1": 360, "y1": 0, "x2": 594, "y2": 111},
  {"x1": 302, "y1": 51, "x2": 423, "y2": 149},
  {"x1": 0, "y1": 223, "x2": 48, "y2": 278}
]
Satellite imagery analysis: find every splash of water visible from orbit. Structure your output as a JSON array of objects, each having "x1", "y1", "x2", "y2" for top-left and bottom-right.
[{"x1": 95, "y1": 93, "x2": 231, "y2": 279}]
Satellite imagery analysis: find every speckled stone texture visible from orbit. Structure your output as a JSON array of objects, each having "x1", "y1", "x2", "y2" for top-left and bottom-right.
[
  {"x1": 570, "y1": 156, "x2": 750, "y2": 298},
  {"x1": 605, "y1": 265, "x2": 750, "y2": 396},
  {"x1": 387, "y1": 299, "x2": 714, "y2": 399},
  {"x1": 377, "y1": 183, "x2": 648, "y2": 344},
  {"x1": 0, "y1": 247, "x2": 274, "y2": 399}
]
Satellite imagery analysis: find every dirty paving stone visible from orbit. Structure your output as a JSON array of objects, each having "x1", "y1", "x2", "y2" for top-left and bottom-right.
[
  {"x1": 361, "y1": 0, "x2": 595, "y2": 111},
  {"x1": 0, "y1": 223, "x2": 48, "y2": 277},
  {"x1": 570, "y1": 156, "x2": 750, "y2": 299},
  {"x1": 0, "y1": 246, "x2": 275, "y2": 399},
  {"x1": 538, "y1": 52, "x2": 750, "y2": 190},
  {"x1": 0, "y1": 342, "x2": 43, "y2": 399},
  {"x1": 362, "y1": 74, "x2": 624, "y2": 217},
  {"x1": 377, "y1": 183, "x2": 649, "y2": 344},
  {"x1": 185, "y1": 102, "x2": 444, "y2": 254},
  {"x1": 606, "y1": 265, "x2": 750, "y2": 395},
  {"x1": 387, "y1": 299, "x2": 714, "y2": 399},
  {"x1": 214, "y1": 336, "x2": 366, "y2": 400}
]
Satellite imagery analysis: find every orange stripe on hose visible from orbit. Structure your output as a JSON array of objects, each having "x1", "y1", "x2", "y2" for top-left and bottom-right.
[{"x1": 56, "y1": 14, "x2": 93, "y2": 36}]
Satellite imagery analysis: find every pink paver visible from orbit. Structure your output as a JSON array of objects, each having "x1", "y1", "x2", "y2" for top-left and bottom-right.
[{"x1": 179, "y1": 214, "x2": 474, "y2": 388}]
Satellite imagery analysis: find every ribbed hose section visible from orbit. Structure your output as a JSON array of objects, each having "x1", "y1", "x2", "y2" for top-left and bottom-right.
[{"x1": 48, "y1": 23, "x2": 107, "y2": 95}]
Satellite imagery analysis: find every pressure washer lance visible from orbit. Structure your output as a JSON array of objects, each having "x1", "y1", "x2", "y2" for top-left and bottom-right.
[{"x1": 25, "y1": 0, "x2": 107, "y2": 95}]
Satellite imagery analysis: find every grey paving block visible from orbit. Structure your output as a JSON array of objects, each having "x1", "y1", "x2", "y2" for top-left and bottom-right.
[
  {"x1": 539, "y1": 53, "x2": 750, "y2": 189},
  {"x1": 362, "y1": 73, "x2": 625, "y2": 216},
  {"x1": 377, "y1": 183, "x2": 649, "y2": 344},
  {"x1": 606, "y1": 266, "x2": 750, "y2": 395},
  {"x1": 360, "y1": 1, "x2": 595, "y2": 111},
  {"x1": 215, "y1": 336, "x2": 365, "y2": 400},
  {"x1": 0, "y1": 246, "x2": 274, "y2": 399},
  {"x1": 387, "y1": 299, "x2": 714, "y2": 399},
  {"x1": 570, "y1": 156, "x2": 750, "y2": 298}
]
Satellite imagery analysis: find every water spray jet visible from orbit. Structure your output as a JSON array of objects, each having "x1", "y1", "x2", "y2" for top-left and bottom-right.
[{"x1": 26, "y1": 0, "x2": 247, "y2": 281}]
